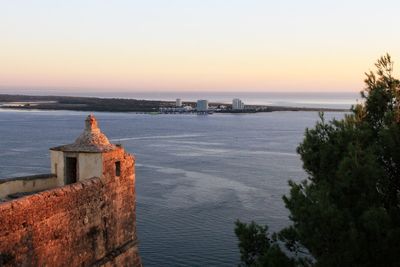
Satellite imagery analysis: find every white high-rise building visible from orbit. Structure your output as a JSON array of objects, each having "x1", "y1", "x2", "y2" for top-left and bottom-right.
[
  {"x1": 232, "y1": 98, "x2": 245, "y2": 110},
  {"x1": 176, "y1": 98, "x2": 182, "y2": 107},
  {"x1": 196, "y1": 100, "x2": 208, "y2": 112}
]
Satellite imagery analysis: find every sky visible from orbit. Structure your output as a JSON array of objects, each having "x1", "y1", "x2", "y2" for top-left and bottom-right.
[{"x1": 1, "y1": 0, "x2": 400, "y2": 94}]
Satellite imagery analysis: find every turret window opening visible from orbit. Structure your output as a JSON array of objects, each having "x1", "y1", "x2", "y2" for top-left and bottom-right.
[
  {"x1": 65, "y1": 157, "x2": 78, "y2": 184},
  {"x1": 115, "y1": 161, "x2": 121, "y2": 176}
]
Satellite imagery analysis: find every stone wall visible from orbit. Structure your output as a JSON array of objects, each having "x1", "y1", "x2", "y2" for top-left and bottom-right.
[
  {"x1": 0, "y1": 149, "x2": 141, "y2": 267},
  {"x1": 0, "y1": 174, "x2": 58, "y2": 200}
]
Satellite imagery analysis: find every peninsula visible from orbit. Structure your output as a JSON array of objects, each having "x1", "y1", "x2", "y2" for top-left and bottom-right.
[{"x1": 0, "y1": 94, "x2": 347, "y2": 113}]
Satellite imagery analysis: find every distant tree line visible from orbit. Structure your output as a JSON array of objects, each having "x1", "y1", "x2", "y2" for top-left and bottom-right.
[{"x1": 0, "y1": 94, "x2": 169, "y2": 112}]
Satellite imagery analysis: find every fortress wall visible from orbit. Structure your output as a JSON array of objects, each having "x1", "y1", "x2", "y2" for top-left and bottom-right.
[
  {"x1": 0, "y1": 174, "x2": 58, "y2": 199},
  {"x1": 101, "y1": 148, "x2": 137, "y2": 252},
  {"x1": 0, "y1": 149, "x2": 141, "y2": 267}
]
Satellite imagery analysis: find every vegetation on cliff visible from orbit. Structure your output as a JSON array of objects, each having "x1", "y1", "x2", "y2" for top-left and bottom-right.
[{"x1": 235, "y1": 54, "x2": 400, "y2": 267}]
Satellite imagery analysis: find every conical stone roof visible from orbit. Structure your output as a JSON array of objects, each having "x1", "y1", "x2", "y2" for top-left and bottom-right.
[{"x1": 50, "y1": 115, "x2": 117, "y2": 153}]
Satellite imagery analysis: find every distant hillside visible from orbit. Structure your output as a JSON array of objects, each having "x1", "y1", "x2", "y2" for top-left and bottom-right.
[{"x1": 0, "y1": 94, "x2": 173, "y2": 112}]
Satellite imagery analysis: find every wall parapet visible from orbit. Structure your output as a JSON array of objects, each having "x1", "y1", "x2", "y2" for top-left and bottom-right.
[
  {"x1": 0, "y1": 173, "x2": 58, "y2": 200},
  {"x1": 0, "y1": 173, "x2": 56, "y2": 184}
]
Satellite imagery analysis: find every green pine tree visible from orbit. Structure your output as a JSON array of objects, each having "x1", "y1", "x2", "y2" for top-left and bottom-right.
[{"x1": 235, "y1": 54, "x2": 400, "y2": 267}]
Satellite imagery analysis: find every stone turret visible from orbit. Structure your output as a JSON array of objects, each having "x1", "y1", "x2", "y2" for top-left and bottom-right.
[
  {"x1": 50, "y1": 115, "x2": 122, "y2": 185},
  {"x1": 52, "y1": 114, "x2": 116, "y2": 153}
]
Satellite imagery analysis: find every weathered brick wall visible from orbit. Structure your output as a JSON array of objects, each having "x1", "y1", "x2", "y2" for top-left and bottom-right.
[{"x1": 0, "y1": 149, "x2": 141, "y2": 267}]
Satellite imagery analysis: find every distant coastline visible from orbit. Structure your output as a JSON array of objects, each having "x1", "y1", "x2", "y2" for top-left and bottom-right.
[{"x1": 0, "y1": 94, "x2": 349, "y2": 113}]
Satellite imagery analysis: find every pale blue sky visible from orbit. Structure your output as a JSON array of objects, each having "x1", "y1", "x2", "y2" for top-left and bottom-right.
[{"x1": 1, "y1": 0, "x2": 399, "y2": 92}]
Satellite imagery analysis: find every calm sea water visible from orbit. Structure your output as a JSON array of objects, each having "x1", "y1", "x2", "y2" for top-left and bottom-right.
[{"x1": 0, "y1": 109, "x2": 344, "y2": 266}]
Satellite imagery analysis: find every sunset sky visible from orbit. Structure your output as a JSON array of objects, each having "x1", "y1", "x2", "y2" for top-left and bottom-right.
[{"x1": 1, "y1": 0, "x2": 400, "y2": 93}]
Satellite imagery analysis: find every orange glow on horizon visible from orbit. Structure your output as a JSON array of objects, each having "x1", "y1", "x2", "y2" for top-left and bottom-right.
[
  {"x1": 1, "y1": 1, "x2": 399, "y2": 93},
  {"x1": 0, "y1": 43, "x2": 373, "y2": 92}
]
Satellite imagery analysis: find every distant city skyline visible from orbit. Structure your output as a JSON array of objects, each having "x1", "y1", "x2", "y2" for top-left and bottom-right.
[{"x1": 1, "y1": 0, "x2": 400, "y2": 93}]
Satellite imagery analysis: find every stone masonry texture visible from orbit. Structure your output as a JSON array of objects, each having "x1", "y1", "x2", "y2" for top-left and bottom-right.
[{"x1": 0, "y1": 148, "x2": 142, "y2": 267}]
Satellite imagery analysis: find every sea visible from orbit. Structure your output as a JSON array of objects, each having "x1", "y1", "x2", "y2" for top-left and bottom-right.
[{"x1": 0, "y1": 92, "x2": 355, "y2": 266}]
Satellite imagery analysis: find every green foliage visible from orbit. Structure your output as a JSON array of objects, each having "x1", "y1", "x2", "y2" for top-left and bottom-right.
[
  {"x1": 235, "y1": 54, "x2": 400, "y2": 267},
  {"x1": 234, "y1": 220, "x2": 295, "y2": 267}
]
